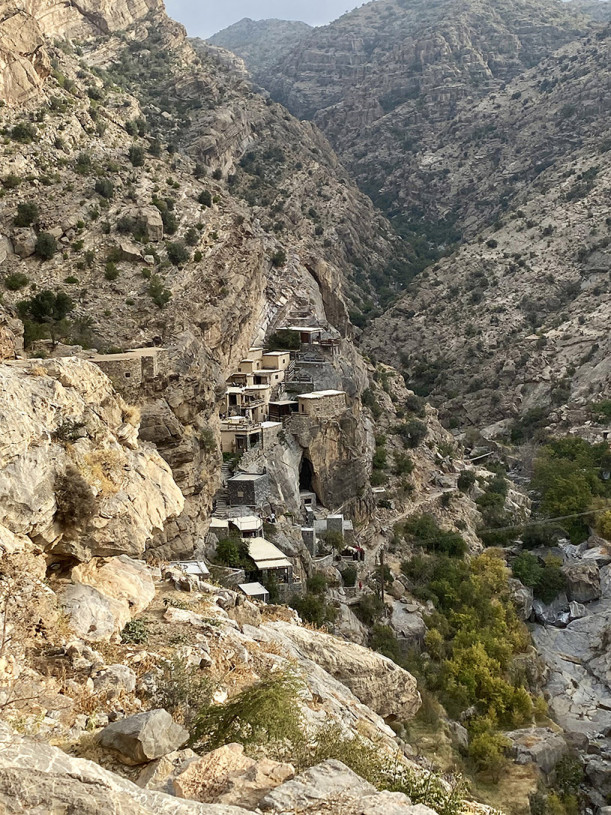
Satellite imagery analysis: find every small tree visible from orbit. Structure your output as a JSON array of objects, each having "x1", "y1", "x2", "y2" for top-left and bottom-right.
[
  {"x1": 166, "y1": 240, "x2": 190, "y2": 266},
  {"x1": 198, "y1": 190, "x2": 212, "y2": 207},
  {"x1": 35, "y1": 233, "x2": 57, "y2": 260},
  {"x1": 148, "y1": 275, "x2": 171, "y2": 308},
  {"x1": 14, "y1": 202, "x2": 39, "y2": 227},
  {"x1": 128, "y1": 145, "x2": 145, "y2": 167},
  {"x1": 17, "y1": 289, "x2": 73, "y2": 348}
]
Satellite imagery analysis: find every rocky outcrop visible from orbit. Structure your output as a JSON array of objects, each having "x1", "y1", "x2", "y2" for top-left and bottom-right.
[
  {"x1": 99, "y1": 709, "x2": 189, "y2": 764},
  {"x1": 260, "y1": 759, "x2": 431, "y2": 815},
  {"x1": 563, "y1": 561, "x2": 601, "y2": 603},
  {"x1": 0, "y1": 360, "x2": 184, "y2": 562},
  {"x1": 0, "y1": 306, "x2": 22, "y2": 360},
  {"x1": 504, "y1": 727, "x2": 568, "y2": 774},
  {"x1": 173, "y1": 743, "x2": 294, "y2": 807},
  {"x1": 260, "y1": 621, "x2": 421, "y2": 721},
  {"x1": 0, "y1": 721, "x2": 249, "y2": 814}
]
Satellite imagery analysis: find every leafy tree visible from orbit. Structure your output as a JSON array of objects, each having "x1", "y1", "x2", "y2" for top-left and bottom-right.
[
  {"x1": 14, "y1": 202, "x2": 39, "y2": 227},
  {"x1": 306, "y1": 573, "x2": 328, "y2": 596},
  {"x1": 148, "y1": 275, "x2": 171, "y2": 308},
  {"x1": 128, "y1": 145, "x2": 145, "y2": 166},
  {"x1": 35, "y1": 233, "x2": 57, "y2": 260},
  {"x1": 17, "y1": 289, "x2": 73, "y2": 348},
  {"x1": 290, "y1": 592, "x2": 336, "y2": 627},
  {"x1": 166, "y1": 240, "x2": 189, "y2": 266},
  {"x1": 215, "y1": 537, "x2": 252, "y2": 568},
  {"x1": 512, "y1": 552, "x2": 543, "y2": 588},
  {"x1": 396, "y1": 419, "x2": 427, "y2": 449}
]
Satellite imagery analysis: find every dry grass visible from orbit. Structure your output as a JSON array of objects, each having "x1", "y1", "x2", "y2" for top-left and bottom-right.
[
  {"x1": 122, "y1": 404, "x2": 141, "y2": 426},
  {"x1": 82, "y1": 448, "x2": 126, "y2": 496}
]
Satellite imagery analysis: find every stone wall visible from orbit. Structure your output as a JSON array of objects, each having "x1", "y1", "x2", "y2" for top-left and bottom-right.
[{"x1": 298, "y1": 392, "x2": 346, "y2": 419}]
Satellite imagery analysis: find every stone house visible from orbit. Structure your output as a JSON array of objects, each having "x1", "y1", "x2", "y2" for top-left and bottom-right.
[
  {"x1": 227, "y1": 472, "x2": 270, "y2": 508},
  {"x1": 297, "y1": 390, "x2": 347, "y2": 419}
]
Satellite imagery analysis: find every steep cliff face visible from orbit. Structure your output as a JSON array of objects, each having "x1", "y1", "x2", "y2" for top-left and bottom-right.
[
  {"x1": 363, "y1": 27, "x2": 611, "y2": 432},
  {"x1": 0, "y1": 0, "x2": 404, "y2": 557},
  {"x1": 261, "y1": 0, "x2": 593, "y2": 220}
]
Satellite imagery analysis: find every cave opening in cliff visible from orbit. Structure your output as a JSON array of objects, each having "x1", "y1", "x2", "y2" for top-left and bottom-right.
[{"x1": 299, "y1": 455, "x2": 315, "y2": 493}]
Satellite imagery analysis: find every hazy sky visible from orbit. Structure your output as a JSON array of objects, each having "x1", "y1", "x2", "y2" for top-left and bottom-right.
[{"x1": 165, "y1": 0, "x2": 364, "y2": 38}]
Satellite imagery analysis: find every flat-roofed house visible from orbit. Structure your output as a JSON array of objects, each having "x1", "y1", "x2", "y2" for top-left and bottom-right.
[
  {"x1": 261, "y1": 351, "x2": 291, "y2": 371},
  {"x1": 229, "y1": 515, "x2": 263, "y2": 538},
  {"x1": 287, "y1": 326, "x2": 323, "y2": 345},
  {"x1": 246, "y1": 537, "x2": 293, "y2": 585},
  {"x1": 268, "y1": 400, "x2": 298, "y2": 422},
  {"x1": 297, "y1": 390, "x2": 347, "y2": 419},
  {"x1": 220, "y1": 418, "x2": 262, "y2": 454}
]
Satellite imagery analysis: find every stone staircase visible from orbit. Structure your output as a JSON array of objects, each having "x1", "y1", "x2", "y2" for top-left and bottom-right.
[{"x1": 213, "y1": 461, "x2": 232, "y2": 517}]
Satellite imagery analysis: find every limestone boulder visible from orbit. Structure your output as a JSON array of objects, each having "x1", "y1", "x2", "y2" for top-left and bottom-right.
[
  {"x1": 139, "y1": 206, "x2": 164, "y2": 241},
  {"x1": 260, "y1": 759, "x2": 426, "y2": 814},
  {"x1": 61, "y1": 582, "x2": 131, "y2": 642},
  {"x1": 99, "y1": 709, "x2": 189, "y2": 765},
  {"x1": 390, "y1": 600, "x2": 426, "y2": 645},
  {"x1": 504, "y1": 727, "x2": 568, "y2": 774},
  {"x1": 263, "y1": 621, "x2": 421, "y2": 720},
  {"x1": 92, "y1": 664, "x2": 137, "y2": 698},
  {"x1": 563, "y1": 562, "x2": 601, "y2": 604},
  {"x1": 508, "y1": 578, "x2": 534, "y2": 621},
  {"x1": 0, "y1": 721, "x2": 249, "y2": 814},
  {"x1": 173, "y1": 743, "x2": 294, "y2": 808},
  {"x1": 12, "y1": 228, "x2": 36, "y2": 258},
  {"x1": 62, "y1": 555, "x2": 156, "y2": 641}
]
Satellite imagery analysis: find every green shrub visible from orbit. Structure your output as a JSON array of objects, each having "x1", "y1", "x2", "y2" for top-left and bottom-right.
[
  {"x1": 271, "y1": 248, "x2": 287, "y2": 268},
  {"x1": 215, "y1": 538, "x2": 253, "y2": 569},
  {"x1": 402, "y1": 514, "x2": 467, "y2": 557},
  {"x1": 457, "y1": 471, "x2": 476, "y2": 492},
  {"x1": 264, "y1": 329, "x2": 300, "y2": 351},
  {"x1": 120, "y1": 619, "x2": 148, "y2": 644},
  {"x1": 74, "y1": 152, "x2": 92, "y2": 175},
  {"x1": 184, "y1": 227, "x2": 199, "y2": 247},
  {"x1": 4, "y1": 273, "x2": 29, "y2": 291},
  {"x1": 290, "y1": 592, "x2": 336, "y2": 627},
  {"x1": 191, "y1": 669, "x2": 303, "y2": 750},
  {"x1": 14, "y1": 202, "x2": 39, "y2": 227},
  {"x1": 306, "y1": 573, "x2": 328, "y2": 596},
  {"x1": 396, "y1": 419, "x2": 427, "y2": 449},
  {"x1": 166, "y1": 240, "x2": 189, "y2": 265},
  {"x1": 35, "y1": 233, "x2": 57, "y2": 260},
  {"x1": 198, "y1": 190, "x2": 212, "y2": 207},
  {"x1": 341, "y1": 564, "x2": 357, "y2": 587},
  {"x1": 104, "y1": 262, "x2": 119, "y2": 281},
  {"x1": 152, "y1": 656, "x2": 213, "y2": 732},
  {"x1": 2, "y1": 173, "x2": 20, "y2": 189},
  {"x1": 532, "y1": 437, "x2": 611, "y2": 542},
  {"x1": 11, "y1": 122, "x2": 37, "y2": 143},
  {"x1": 128, "y1": 145, "x2": 145, "y2": 166},
  {"x1": 148, "y1": 274, "x2": 171, "y2": 308},
  {"x1": 94, "y1": 178, "x2": 114, "y2": 199}
]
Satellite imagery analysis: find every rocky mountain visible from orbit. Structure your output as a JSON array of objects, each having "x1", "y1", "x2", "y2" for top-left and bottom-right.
[
  {"x1": 567, "y1": 0, "x2": 611, "y2": 22},
  {"x1": 205, "y1": 18, "x2": 312, "y2": 83},
  {"x1": 1, "y1": 0, "x2": 611, "y2": 810},
  {"x1": 260, "y1": 0, "x2": 594, "y2": 220},
  {"x1": 362, "y1": 25, "x2": 611, "y2": 433}
]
